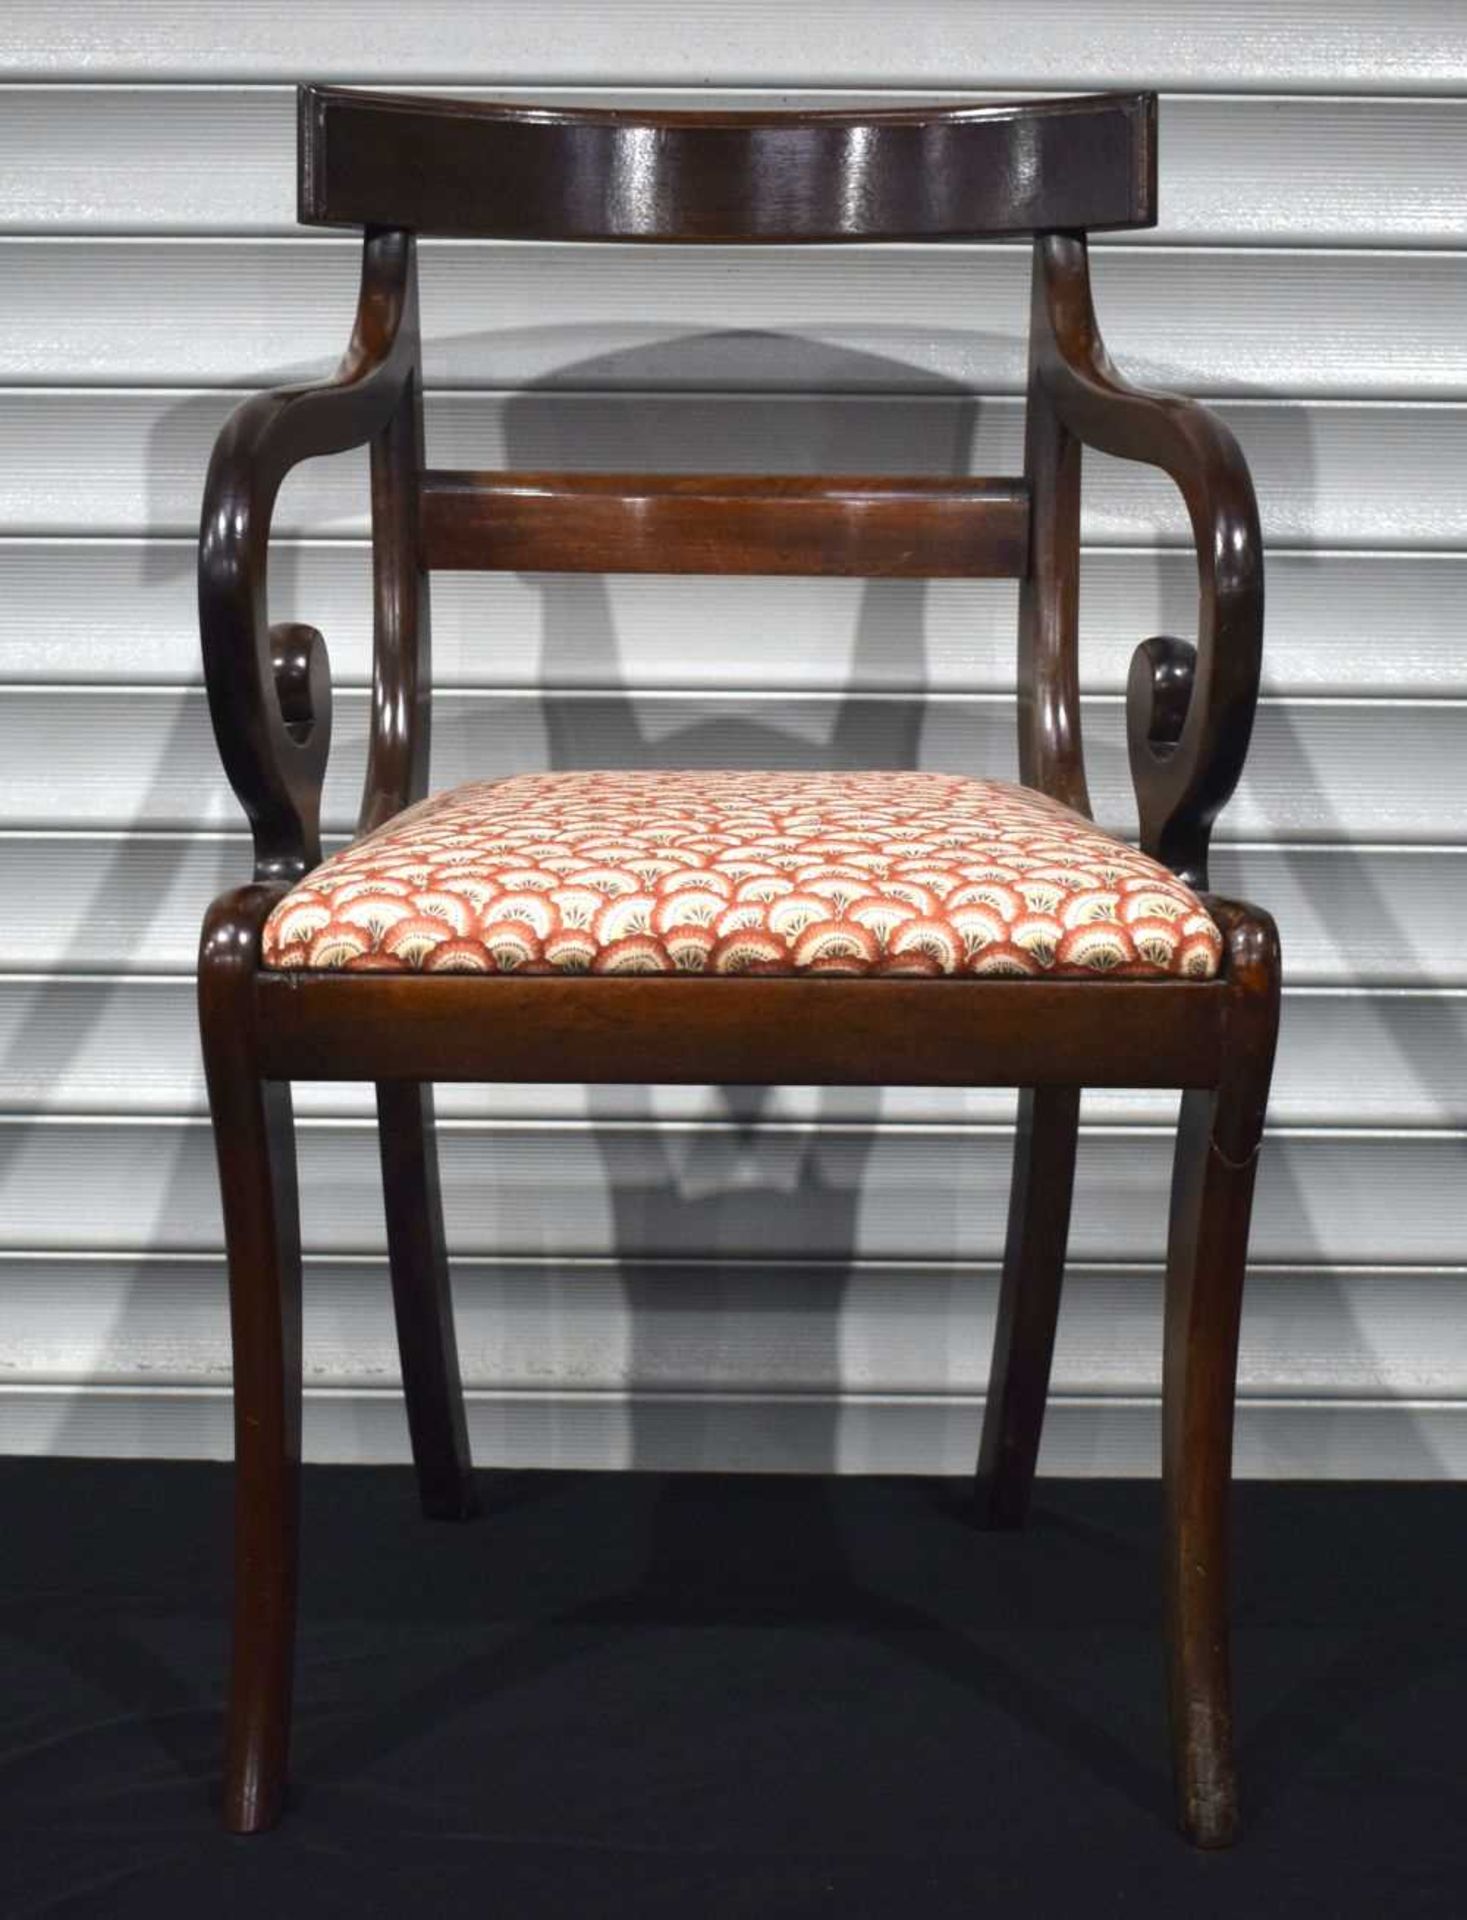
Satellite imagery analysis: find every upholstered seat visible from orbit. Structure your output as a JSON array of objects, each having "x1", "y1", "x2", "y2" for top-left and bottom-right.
[{"x1": 262, "y1": 770, "x2": 1222, "y2": 979}]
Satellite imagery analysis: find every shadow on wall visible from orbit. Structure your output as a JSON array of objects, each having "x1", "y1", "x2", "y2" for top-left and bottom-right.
[
  {"x1": 4, "y1": 291, "x2": 1451, "y2": 1480},
  {"x1": 505, "y1": 332, "x2": 980, "y2": 1477},
  {"x1": 496, "y1": 323, "x2": 1450, "y2": 1481}
]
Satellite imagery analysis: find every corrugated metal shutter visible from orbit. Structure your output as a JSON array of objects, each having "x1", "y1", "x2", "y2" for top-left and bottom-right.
[{"x1": 2, "y1": 1, "x2": 1464, "y2": 1474}]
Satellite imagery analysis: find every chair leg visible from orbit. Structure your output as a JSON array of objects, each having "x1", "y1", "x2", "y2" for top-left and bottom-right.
[
  {"x1": 1160, "y1": 1087, "x2": 1258, "y2": 1848},
  {"x1": 974, "y1": 1085, "x2": 1081, "y2": 1529},
  {"x1": 377, "y1": 1080, "x2": 478, "y2": 1521},
  {"x1": 201, "y1": 887, "x2": 305, "y2": 1834},
  {"x1": 209, "y1": 1063, "x2": 304, "y2": 1835},
  {"x1": 1162, "y1": 908, "x2": 1279, "y2": 1849}
]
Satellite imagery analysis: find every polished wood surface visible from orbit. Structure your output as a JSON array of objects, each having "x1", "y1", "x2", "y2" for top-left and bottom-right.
[
  {"x1": 1031, "y1": 232, "x2": 1264, "y2": 890},
  {"x1": 973, "y1": 1085, "x2": 1082, "y2": 1529},
  {"x1": 199, "y1": 884, "x2": 303, "y2": 1835},
  {"x1": 1161, "y1": 900, "x2": 1280, "y2": 1847},
  {"x1": 253, "y1": 972, "x2": 1228, "y2": 1089},
  {"x1": 299, "y1": 85, "x2": 1156, "y2": 241},
  {"x1": 377, "y1": 1080, "x2": 478, "y2": 1523},
  {"x1": 199, "y1": 227, "x2": 415, "y2": 883},
  {"x1": 360, "y1": 271, "x2": 431, "y2": 840},
  {"x1": 198, "y1": 86, "x2": 1280, "y2": 1847},
  {"x1": 418, "y1": 472, "x2": 1031, "y2": 578},
  {"x1": 1016, "y1": 249, "x2": 1089, "y2": 819}
]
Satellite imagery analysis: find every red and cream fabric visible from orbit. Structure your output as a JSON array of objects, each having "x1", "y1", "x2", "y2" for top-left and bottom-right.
[{"x1": 261, "y1": 771, "x2": 1222, "y2": 979}]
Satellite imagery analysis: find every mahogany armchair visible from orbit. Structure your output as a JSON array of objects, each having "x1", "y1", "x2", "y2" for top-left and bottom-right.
[{"x1": 198, "y1": 86, "x2": 1278, "y2": 1846}]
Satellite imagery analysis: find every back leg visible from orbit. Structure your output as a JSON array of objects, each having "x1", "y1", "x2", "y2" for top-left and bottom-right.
[
  {"x1": 377, "y1": 1080, "x2": 478, "y2": 1520},
  {"x1": 974, "y1": 1085, "x2": 1082, "y2": 1529}
]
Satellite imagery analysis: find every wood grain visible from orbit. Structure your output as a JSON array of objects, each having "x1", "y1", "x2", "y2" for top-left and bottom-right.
[
  {"x1": 300, "y1": 86, "x2": 1155, "y2": 240},
  {"x1": 419, "y1": 471, "x2": 1030, "y2": 577}
]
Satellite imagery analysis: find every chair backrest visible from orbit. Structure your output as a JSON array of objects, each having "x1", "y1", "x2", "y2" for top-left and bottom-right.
[
  {"x1": 298, "y1": 86, "x2": 1154, "y2": 592},
  {"x1": 299, "y1": 85, "x2": 1156, "y2": 243},
  {"x1": 286, "y1": 86, "x2": 1162, "y2": 851}
]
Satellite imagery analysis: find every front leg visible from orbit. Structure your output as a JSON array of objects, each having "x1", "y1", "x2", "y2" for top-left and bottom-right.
[
  {"x1": 200, "y1": 887, "x2": 304, "y2": 1834},
  {"x1": 1161, "y1": 903, "x2": 1279, "y2": 1846}
]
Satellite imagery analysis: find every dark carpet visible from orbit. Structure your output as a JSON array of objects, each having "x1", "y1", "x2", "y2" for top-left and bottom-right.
[{"x1": 1, "y1": 1461, "x2": 1466, "y2": 1917}]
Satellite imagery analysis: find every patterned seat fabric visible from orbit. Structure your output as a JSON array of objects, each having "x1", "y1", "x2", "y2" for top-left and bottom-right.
[{"x1": 262, "y1": 771, "x2": 1222, "y2": 979}]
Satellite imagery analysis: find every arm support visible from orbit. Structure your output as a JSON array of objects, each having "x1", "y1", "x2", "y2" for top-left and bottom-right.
[
  {"x1": 1033, "y1": 232, "x2": 1263, "y2": 889},
  {"x1": 198, "y1": 227, "x2": 418, "y2": 882}
]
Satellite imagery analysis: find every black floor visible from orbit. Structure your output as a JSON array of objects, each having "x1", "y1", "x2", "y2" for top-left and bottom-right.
[{"x1": 2, "y1": 1462, "x2": 1467, "y2": 1917}]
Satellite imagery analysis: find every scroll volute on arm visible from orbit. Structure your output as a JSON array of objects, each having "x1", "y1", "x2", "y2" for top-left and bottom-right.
[
  {"x1": 1032, "y1": 232, "x2": 1264, "y2": 891},
  {"x1": 198, "y1": 227, "x2": 419, "y2": 883}
]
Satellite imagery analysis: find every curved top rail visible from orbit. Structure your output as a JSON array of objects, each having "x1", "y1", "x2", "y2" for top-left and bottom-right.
[{"x1": 298, "y1": 84, "x2": 1156, "y2": 241}]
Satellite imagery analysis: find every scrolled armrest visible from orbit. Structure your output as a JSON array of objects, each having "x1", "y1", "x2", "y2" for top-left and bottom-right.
[
  {"x1": 198, "y1": 227, "x2": 417, "y2": 882},
  {"x1": 1034, "y1": 232, "x2": 1263, "y2": 889}
]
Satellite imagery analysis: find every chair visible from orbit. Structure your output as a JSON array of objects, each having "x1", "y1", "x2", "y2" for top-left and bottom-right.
[{"x1": 198, "y1": 84, "x2": 1278, "y2": 1846}]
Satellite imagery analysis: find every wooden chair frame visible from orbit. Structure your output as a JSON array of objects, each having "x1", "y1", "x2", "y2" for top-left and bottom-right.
[{"x1": 198, "y1": 85, "x2": 1279, "y2": 1846}]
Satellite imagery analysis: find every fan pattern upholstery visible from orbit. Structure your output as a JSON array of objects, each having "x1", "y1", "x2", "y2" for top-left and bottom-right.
[{"x1": 262, "y1": 770, "x2": 1222, "y2": 979}]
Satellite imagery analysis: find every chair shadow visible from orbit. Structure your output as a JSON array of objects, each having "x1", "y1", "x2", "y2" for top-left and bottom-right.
[
  {"x1": 500, "y1": 329, "x2": 993, "y2": 1482},
  {"x1": 295, "y1": 1470, "x2": 1170, "y2": 1829}
]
